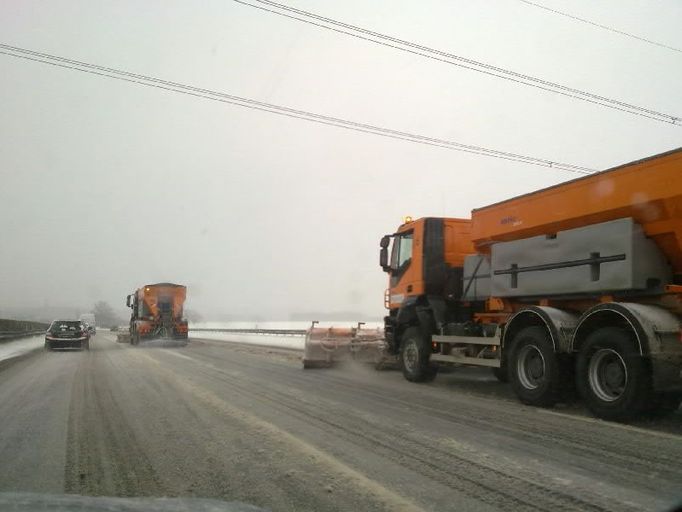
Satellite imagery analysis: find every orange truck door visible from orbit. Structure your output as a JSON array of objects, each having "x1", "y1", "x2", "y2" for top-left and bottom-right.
[{"x1": 388, "y1": 221, "x2": 424, "y2": 308}]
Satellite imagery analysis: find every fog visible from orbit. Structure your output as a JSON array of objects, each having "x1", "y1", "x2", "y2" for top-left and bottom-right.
[{"x1": 1, "y1": 1, "x2": 680, "y2": 320}]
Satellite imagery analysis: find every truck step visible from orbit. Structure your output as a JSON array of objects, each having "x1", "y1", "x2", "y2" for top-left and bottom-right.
[
  {"x1": 433, "y1": 335, "x2": 500, "y2": 346},
  {"x1": 430, "y1": 354, "x2": 501, "y2": 367}
]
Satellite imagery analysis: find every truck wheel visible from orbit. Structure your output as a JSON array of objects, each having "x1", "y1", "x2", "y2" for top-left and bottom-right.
[
  {"x1": 510, "y1": 326, "x2": 560, "y2": 407},
  {"x1": 491, "y1": 364, "x2": 508, "y2": 383},
  {"x1": 491, "y1": 354, "x2": 509, "y2": 382},
  {"x1": 576, "y1": 327, "x2": 650, "y2": 421},
  {"x1": 400, "y1": 327, "x2": 437, "y2": 383}
]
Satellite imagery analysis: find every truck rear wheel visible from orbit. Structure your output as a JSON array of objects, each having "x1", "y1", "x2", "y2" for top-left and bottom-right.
[
  {"x1": 576, "y1": 327, "x2": 651, "y2": 421},
  {"x1": 491, "y1": 353, "x2": 509, "y2": 382},
  {"x1": 510, "y1": 326, "x2": 561, "y2": 407},
  {"x1": 400, "y1": 327, "x2": 437, "y2": 383},
  {"x1": 491, "y1": 365, "x2": 508, "y2": 383}
]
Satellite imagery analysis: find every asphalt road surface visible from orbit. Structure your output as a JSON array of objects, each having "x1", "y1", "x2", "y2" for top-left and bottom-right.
[{"x1": 0, "y1": 333, "x2": 680, "y2": 512}]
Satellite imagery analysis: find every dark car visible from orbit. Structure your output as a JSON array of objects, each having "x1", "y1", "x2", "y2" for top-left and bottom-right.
[{"x1": 45, "y1": 320, "x2": 90, "y2": 351}]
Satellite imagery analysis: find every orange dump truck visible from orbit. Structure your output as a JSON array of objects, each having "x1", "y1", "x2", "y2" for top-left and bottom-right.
[
  {"x1": 125, "y1": 283, "x2": 189, "y2": 344},
  {"x1": 306, "y1": 147, "x2": 682, "y2": 421}
]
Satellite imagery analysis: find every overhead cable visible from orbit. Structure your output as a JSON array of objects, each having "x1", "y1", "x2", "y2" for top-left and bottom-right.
[
  {"x1": 232, "y1": 0, "x2": 680, "y2": 126},
  {"x1": 516, "y1": 0, "x2": 682, "y2": 54},
  {"x1": 0, "y1": 43, "x2": 595, "y2": 174}
]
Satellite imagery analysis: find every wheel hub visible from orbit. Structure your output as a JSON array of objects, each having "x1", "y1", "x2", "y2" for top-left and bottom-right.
[
  {"x1": 516, "y1": 344, "x2": 545, "y2": 390},
  {"x1": 604, "y1": 361, "x2": 625, "y2": 388},
  {"x1": 528, "y1": 357, "x2": 544, "y2": 379},
  {"x1": 588, "y1": 348, "x2": 628, "y2": 402}
]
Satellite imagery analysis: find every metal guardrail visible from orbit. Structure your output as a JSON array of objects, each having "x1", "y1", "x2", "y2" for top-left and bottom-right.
[
  {"x1": 0, "y1": 330, "x2": 46, "y2": 335},
  {"x1": 0, "y1": 319, "x2": 49, "y2": 342},
  {"x1": 190, "y1": 328, "x2": 307, "y2": 337},
  {"x1": 0, "y1": 329, "x2": 46, "y2": 342}
]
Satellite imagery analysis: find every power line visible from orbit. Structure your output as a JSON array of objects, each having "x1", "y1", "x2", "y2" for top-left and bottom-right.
[
  {"x1": 0, "y1": 43, "x2": 595, "y2": 174},
  {"x1": 516, "y1": 0, "x2": 682, "y2": 54},
  {"x1": 232, "y1": 0, "x2": 681, "y2": 126},
  {"x1": 0, "y1": 44, "x2": 595, "y2": 174}
]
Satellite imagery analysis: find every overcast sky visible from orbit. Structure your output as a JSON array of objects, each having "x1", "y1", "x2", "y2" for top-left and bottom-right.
[{"x1": 1, "y1": 0, "x2": 680, "y2": 320}]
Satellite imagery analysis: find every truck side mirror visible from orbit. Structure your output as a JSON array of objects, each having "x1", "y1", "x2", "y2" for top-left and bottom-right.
[
  {"x1": 380, "y1": 247, "x2": 389, "y2": 271},
  {"x1": 380, "y1": 235, "x2": 391, "y2": 272},
  {"x1": 126, "y1": 295, "x2": 131, "y2": 308}
]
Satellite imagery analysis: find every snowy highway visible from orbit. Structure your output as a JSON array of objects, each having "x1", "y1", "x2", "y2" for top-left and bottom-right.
[{"x1": 0, "y1": 331, "x2": 680, "y2": 512}]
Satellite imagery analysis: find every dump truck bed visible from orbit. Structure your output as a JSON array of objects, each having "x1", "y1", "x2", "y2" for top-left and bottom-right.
[{"x1": 470, "y1": 148, "x2": 682, "y2": 274}]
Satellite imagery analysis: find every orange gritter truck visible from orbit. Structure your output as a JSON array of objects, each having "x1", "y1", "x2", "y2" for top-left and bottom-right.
[
  {"x1": 125, "y1": 283, "x2": 189, "y2": 345},
  {"x1": 304, "y1": 147, "x2": 682, "y2": 421}
]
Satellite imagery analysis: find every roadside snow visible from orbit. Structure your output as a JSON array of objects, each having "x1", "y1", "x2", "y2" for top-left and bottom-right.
[
  {"x1": 0, "y1": 335, "x2": 43, "y2": 362},
  {"x1": 188, "y1": 321, "x2": 382, "y2": 351},
  {"x1": 191, "y1": 331, "x2": 304, "y2": 350}
]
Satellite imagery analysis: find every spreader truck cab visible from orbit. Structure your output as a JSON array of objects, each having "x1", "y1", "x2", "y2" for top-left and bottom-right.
[
  {"x1": 381, "y1": 148, "x2": 682, "y2": 421},
  {"x1": 126, "y1": 283, "x2": 189, "y2": 345}
]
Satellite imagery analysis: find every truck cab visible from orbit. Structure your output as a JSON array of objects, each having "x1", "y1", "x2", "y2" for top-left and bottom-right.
[{"x1": 380, "y1": 217, "x2": 474, "y2": 352}]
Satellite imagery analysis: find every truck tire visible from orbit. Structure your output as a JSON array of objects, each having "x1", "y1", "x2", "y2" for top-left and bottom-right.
[
  {"x1": 491, "y1": 353, "x2": 509, "y2": 382},
  {"x1": 491, "y1": 364, "x2": 509, "y2": 383},
  {"x1": 576, "y1": 327, "x2": 651, "y2": 421},
  {"x1": 509, "y1": 326, "x2": 561, "y2": 407},
  {"x1": 400, "y1": 327, "x2": 437, "y2": 383}
]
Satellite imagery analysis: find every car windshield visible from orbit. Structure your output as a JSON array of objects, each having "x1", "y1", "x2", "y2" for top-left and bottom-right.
[{"x1": 1, "y1": 2, "x2": 681, "y2": 512}]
